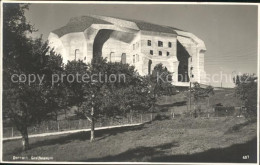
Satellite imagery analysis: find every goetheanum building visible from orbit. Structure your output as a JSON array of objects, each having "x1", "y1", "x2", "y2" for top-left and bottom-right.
[{"x1": 48, "y1": 15, "x2": 206, "y2": 86}]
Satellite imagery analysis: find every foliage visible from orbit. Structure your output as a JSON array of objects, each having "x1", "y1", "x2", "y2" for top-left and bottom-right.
[
  {"x1": 3, "y1": 3, "x2": 64, "y2": 149},
  {"x1": 234, "y1": 74, "x2": 257, "y2": 120},
  {"x1": 191, "y1": 82, "x2": 214, "y2": 102}
]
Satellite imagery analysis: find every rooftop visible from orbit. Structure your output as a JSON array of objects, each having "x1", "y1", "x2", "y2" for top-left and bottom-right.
[{"x1": 52, "y1": 15, "x2": 182, "y2": 37}]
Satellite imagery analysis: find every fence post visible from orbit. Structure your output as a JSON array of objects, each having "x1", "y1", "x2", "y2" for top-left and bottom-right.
[
  {"x1": 140, "y1": 114, "x2": 142, "y2": 123},
  {"x1": 130, "y1": 115, "x2": 133, "y2": 124},
  {"x1": 150, "y1": 113, "x2": 153, "y2": 121},
  {"x1": 11, "y1": 127, "x2": 14, "y2": 137}
]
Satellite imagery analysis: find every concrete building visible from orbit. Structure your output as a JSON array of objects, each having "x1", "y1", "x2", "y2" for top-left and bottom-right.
[{"x1": 48, "y1": 15, "x2": 206, "y2": 86}]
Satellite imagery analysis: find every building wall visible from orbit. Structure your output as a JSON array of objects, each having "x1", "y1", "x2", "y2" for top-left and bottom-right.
[
  {"x1": 102, "y1": 37, "x2": 131, "y2": 63},
  {"x1": 140, "y1": 31, "x2": 178, "y2": 81},
  {"x1": 48, "y1": 26, "x2": 206, "y2": 86}
]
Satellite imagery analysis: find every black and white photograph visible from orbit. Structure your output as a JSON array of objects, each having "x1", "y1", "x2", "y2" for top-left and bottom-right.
[{"x1": 0, "y1": 1, "x2": 259, "y2": 164}]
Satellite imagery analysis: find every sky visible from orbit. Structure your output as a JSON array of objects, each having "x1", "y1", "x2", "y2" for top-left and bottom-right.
[{"x1": 23, "y1": 3, "x2": 258, "y2": 88}]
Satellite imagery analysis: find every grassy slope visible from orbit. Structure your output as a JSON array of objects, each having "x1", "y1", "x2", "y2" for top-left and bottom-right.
[{"x1": 3, "y1": 117, "x2": 256, "y2": 162}]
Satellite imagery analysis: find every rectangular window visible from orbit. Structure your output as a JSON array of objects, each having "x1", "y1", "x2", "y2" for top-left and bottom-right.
[
  {"x1": 158, "y1": 41, "x2": 163, "y2": 47},
  {"x1": 133, "y1": 55, "x2": 135, "y2": 63},
  {"x1": 147, "y1": 40, "x2": 151, "y2": 46},
  {"x1": 168, "y1": 42, "x2": 172, "y2": 48},
  {"x1": 167, "y1": 52, "x2": 170, "y2": 56},
  {"x1": 159, "y1": 51, "x2": 162, "y2": 56},
  {"x1": 150, "y1": 50, "x2": 153, "y2": 55},
  {"x1": 136, "y1": 54, "x2": 139, "y2": 62}
]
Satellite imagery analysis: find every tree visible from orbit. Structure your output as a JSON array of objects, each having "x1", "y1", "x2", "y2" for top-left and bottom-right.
[
  {"x1": 191, "y1": 82, "x2": 214, "y2": 117},
  {"x1": 66, "y1": 57, "x2": 153, "y2": 141},
  {"x1": 3, "y1": 4, "x2": 64, "y2": 150},
  {"x1": 146, "y1": 63, "x2": 177, "y2": 112},
  {"x1": 234, "y1": 74, "x2": 257, "y2": 120}
]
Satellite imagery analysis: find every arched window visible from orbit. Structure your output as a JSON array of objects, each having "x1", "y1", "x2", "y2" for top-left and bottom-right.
[
  {"x1": 121, "y1": 53, "x2": 126, "y2": 64},
  {"x1": 148, "y1": 60, "x2": 152, "y2": 75},
  {"x1": 109, "y1": 52, "x2": 114, "y2": 62},
  {"x1": 75, "y1": 49, "x2": 80, "y2": 60}
]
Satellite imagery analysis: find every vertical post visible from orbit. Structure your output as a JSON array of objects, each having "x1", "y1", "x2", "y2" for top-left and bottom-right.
[
  {"x1": 90, "y1": 94, "x2": 95, "y2": 142},
  {"x1": 11, "y1": 127, "x2": 14, "y2": 137},
  {"x1": 150, "y1": 113, "x2": 153, "y2": 121},
  {"x1": 130, "y1": 115, "x2": 133, "y2": 124},
  {"x1": 57, "y1": 121, "x2": 60, "y2": 132},
  {"x1": 140, "y1": 114, "x2": 143, "y2": 123}
]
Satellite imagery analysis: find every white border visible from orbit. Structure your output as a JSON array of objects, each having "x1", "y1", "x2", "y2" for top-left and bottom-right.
[{"x1": 0, "y1": 1, "x2": 259, "y2": 165}]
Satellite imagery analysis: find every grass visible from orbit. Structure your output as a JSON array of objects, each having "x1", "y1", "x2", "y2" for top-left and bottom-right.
[{"x1": 3, "y1": 116, "x2": 257, "y2": 162}]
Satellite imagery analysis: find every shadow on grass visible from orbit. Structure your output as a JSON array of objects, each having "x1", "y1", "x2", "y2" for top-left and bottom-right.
[
  {"x1": 83, "y1": 141, "x2": 180, "y2": 162},
  {"x1": 156, "y1": 101, "x2": 187, "y2": 108},
  {"x1": 225, "y1": 119, "x2": 256, "y2": 134},
  {"x1": 83, "y1": 137, "x2": 257, "y2": 163},
  {"x1": 27, "y1": 123, "x2": 147, "y2": 149}
]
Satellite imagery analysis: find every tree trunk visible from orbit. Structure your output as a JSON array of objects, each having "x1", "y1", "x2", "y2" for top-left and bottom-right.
[
  {"x1": 90, "y1": 117, "x2": 95, "y2": 142},
  {"x1": 90, "y1": 102, "x2": 95, "y2": 142},
  {"x1": 21, "y1": 128, "x2": 29, "y2": 150}
]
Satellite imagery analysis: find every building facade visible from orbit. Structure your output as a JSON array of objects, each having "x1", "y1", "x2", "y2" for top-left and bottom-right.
[{"x1": 48, "y1": 15, "x2": 206, "y2": 86}]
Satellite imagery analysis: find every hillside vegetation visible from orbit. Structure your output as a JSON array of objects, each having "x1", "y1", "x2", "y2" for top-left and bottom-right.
[{"x1": 3, "y1": 116, "x2": 256, "y2": 162}]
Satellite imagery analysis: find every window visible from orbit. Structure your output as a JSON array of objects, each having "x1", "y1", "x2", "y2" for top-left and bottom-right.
[
  {"x1": 133, "y1": 44, "x2": 135, "y2": 50},
  {"x1": 159, "y1": 51, "x2": 162, "y2": 56},
  {"x1": 190, "y1": 66, "x2": 193, "y2": 70},
  {"x1": 167, "y1": 52, "x2": 170, "y2": 56},
  {"x1": 84, "y1": 56, "x2": 86, "y2": 61},
  {"x1": 133, "y1": 55, "x2": 135, "y2": 63},
  {"x1": 147, "y1": 40, "x2": 151, "y2": 46},
  {"x1": 109, "y1": 52, "x2": 114, "y2": 62},
  {"x1": 136, "y1": 54, "x2": 139, "y2": 62},
  {"x1": 74, "y1": 49, "x2": 80, "y2": 60},
  {"x1": 150, "y1": 50, "x2": 153, "y2": 55},
  {"x1": 158, "y1": 41, "x2": 163, "y2": 47},
  {"x1": 121, "y1": 53, "x2": 126, "y2": 64},
  {"x1": 168, "y1": 42, "x2": 172, "y2": 48}
]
